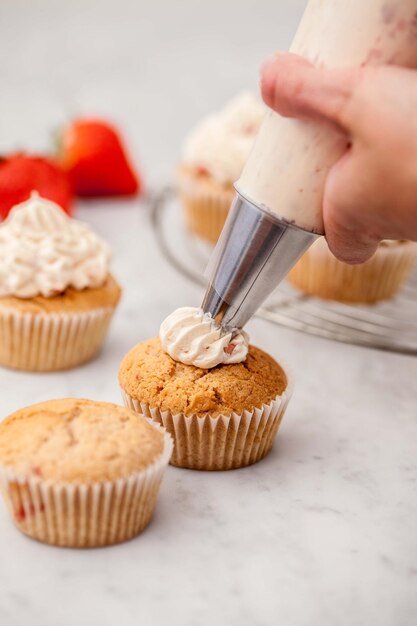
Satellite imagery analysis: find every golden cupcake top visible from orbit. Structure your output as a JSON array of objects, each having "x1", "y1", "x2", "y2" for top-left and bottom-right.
[
  {"x1": 0, "y1": 398, "x2": 164, "y2": 483},
  {"x1": 119, "y1": 337, "x2": 287, "y2": 417}
]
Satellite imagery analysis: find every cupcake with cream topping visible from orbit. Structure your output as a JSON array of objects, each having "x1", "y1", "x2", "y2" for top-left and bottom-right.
[
  {"x1": 119, "y1": 307, "x2": 292, "y2": 471},
  {"x1": 178, "y1": 92, "x2": 265, "y2": 244},
  {"x1": 288, "y1": 238, "x2": 417, "y2": 303},
  {"x1": 0, "y1": 192, "x2": 121, "y2": 371}
]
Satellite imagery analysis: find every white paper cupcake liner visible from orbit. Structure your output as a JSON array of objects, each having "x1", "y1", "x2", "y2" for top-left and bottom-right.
[
  {"x1": 120, "y1": 369, "x2": 293, "y2": 471},
  {"x1": 0, "y1": 306, "x2": 117, "y2": 372},
  {"x1": 288, "y1": 239, "x2": 417, "y2": 303},
  {"x1": 177, "y1": 170, "x2": 235, "y2": 244},
  {"x1": 0, "y1": 425, "x2": 173, "y2": 548}
]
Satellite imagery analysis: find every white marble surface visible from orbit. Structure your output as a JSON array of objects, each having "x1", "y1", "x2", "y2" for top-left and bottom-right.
[{"x1": 0, "y1": 1, "x2": 417, "y2": 625}]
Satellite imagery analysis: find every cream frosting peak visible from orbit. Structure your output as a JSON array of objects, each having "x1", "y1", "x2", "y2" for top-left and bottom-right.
[
  {"x1": 159, "y1": 306, "x2": 249, "y2": 369},
  {"x1": 0, "y1": 192, "x2": 111, "y2": 298},
  {"x1": 182, "y1": 92, "x2": 265, "y2": 183}
]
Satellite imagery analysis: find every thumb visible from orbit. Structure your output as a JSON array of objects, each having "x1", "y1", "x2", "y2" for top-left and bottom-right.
[
  {"x1": 323, "y1": 154, "x2": 381, "y2": 264},
  {"x1": 325, "y1": 227, "x2": 380, "y2": 265},
  {"x1": 261, "y1": 52, "x2": 358, "y2": 131}
]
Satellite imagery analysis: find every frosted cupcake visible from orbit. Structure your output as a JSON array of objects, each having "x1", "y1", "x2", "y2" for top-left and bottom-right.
[
  {"x1": 177, "y1": 93, "x2": 265, "y2": 244},
  {"x1": 0, "y1": 192, "x2": 121, "y2": 371},
  {"x1": 0, "y1": 398, "x2": 173, "y2": 547},
  {"x1": 288, "y1": 238, "x2": 417, "y2": 304},
  {"x1": 119, "y1": 308, "x2": 292, "y2": 471}
]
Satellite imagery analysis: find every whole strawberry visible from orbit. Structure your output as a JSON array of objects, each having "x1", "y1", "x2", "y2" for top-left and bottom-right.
[
  {"x1": 59, "y1": 119, "x2": 141, "y2": 197},
  {"x1": 0, "y1": 155, "x2": 73, "y2": 220}
]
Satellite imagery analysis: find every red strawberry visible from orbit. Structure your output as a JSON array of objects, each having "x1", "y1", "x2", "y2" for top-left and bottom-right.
[
  {"x1": 0, "y1": 154, "x2": 73, "y2": 220},
  {"x1": 59, "y1": 118, "x2": 141, "y2": 197}
]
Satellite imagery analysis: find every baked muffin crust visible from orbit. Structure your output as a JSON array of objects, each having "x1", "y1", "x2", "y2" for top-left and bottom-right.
[
  {"x1": 119, "y1": 337, "x2": 287, "y2": 417},
  {"x1": 0, "y1": 398, "x2": 164, "y2": 482}
]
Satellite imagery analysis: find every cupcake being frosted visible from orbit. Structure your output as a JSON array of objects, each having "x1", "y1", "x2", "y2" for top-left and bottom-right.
[
  {"x1": 119, "y1": 307, "x2": 292, "y2": 471},
  {"x1": 178, "y1": 92, "x2": 265, "y2": 244},
  {"x1": 0, "y1": 192, "x2": 121, "y2": 371}
]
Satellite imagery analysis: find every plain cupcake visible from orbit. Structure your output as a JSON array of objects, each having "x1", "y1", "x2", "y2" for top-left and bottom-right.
[
  {"x1": 288, "y1": 237, "x2": 417, "y2": 304},
  {"x1": 0, "y1": 398, "x2": 173, "y2": 547},
  {"x1": 0, "y1": 192, "x2": 121, "y2": 371},
  {"x1": 177, "y1": 92, "x2": 265, "y2": 244},
  {"x1": 119, "y1": 309, "x2": 292, "y2": 471}
]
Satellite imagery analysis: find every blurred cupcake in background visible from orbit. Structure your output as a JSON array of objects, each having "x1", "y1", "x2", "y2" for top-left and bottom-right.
[
  {"x1": 0, "y1": 192, "x2": 121, "y2": 371},
  {"x1": 288, "y1": 238, "x2": 417, "y2": 304},
  {"x1": 177, "y1": 92, "x2": 265, "y2": 244}
]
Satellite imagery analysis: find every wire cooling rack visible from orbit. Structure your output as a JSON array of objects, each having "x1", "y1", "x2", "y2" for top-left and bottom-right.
[{"x1": 150, "y1": 186, "x2": 417, "y2": 355}]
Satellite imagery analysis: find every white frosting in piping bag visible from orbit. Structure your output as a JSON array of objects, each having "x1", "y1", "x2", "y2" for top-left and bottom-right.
[
  {"x1": 238, "y1": 0, "x2": 417, "y2": 233},
  {"x1": 159, "y1": 307, "x2": 249, "y2": 369},
  {"x1": 0, "y1": 192, "x2": 111, "y2": 298}
]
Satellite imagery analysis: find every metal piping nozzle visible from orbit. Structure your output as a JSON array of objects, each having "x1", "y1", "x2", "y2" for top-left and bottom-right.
[{"x1": 201, "y1": 189, "x2": 319, "y2": 330}]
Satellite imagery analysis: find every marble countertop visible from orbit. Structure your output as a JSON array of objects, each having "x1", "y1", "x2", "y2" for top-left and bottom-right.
[{"x1": 0, "y1": 1, "x2": 416, "y2": 625}]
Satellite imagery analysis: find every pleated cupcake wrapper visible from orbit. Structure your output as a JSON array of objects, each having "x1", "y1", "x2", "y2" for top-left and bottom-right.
[
  {"x1": 177, "y1": 174, "x2": 235, "y2": 245},
  {"x1": 0, "y1": 306, "x2": 116, "y2": 371},
  {"x1": 0, "y1": 425, "x2": 173, "y2": 548},
  {"x1": 120, "y1": 373, "x2": 293, "y2": 471},
  {"x1": 288, "y1": 240, "x2": 417, "y2": 304}
]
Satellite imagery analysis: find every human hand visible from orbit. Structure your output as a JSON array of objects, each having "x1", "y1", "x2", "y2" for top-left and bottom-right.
[{"x1": 261, "y1": 52, "x2": 417, "y2": 263}]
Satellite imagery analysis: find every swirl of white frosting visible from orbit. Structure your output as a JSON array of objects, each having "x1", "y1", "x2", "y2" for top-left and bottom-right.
[
  {"x1": 183, "y1": 92, "x2": 265, "y2": 183},
  {"x1": 160, "y1": 306, "x2": 249, "y2": 369},
  {"x1": 0, "y1": 193, "x2": 111, "y2": 298}
]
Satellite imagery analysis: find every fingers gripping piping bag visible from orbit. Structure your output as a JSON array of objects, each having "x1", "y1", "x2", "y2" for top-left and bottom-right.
[{"x1": 202, "y1": 0, "x2": 417, "y2": 330}]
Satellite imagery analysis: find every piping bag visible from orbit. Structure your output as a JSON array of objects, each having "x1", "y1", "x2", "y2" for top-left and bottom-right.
[{"x1": 201, "y1": 0, "x2": 417, "y2": 330}]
